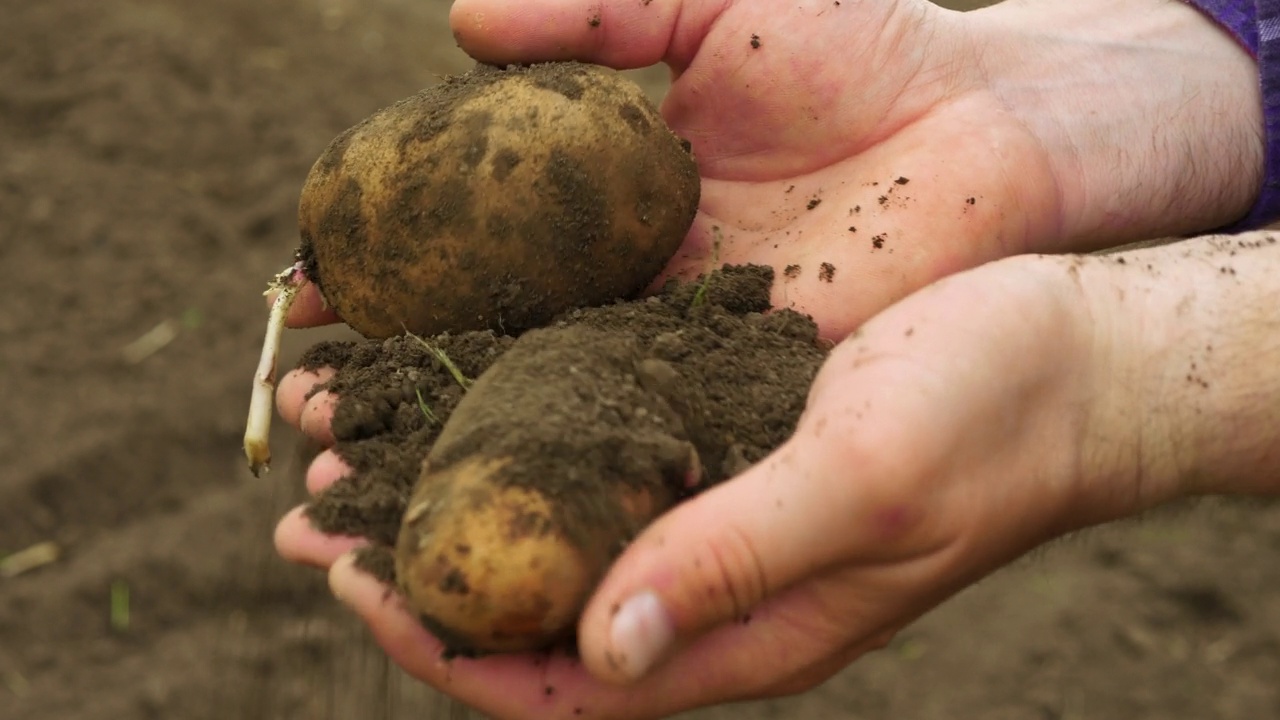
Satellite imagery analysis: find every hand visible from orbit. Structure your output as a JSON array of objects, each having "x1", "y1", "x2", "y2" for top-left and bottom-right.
[
  {"x1": 279, "y1": 249, "x2": 1119, "y2": 720},
  {"x1": 272, "y1": 0, "x2": 1274, "y2": 716},
  {"x1": 278, "y1": 230, "x2": 1280, "y2": 719},
  {"x1": 285, "y1": 0, "x2": 1262, "y2": 341}
]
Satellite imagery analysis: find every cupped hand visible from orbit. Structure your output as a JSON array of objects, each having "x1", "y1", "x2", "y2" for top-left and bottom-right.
[
  {"x1": 270, "y1": 0, "x2": 1272, "y2": 716},
  {"x1": 284, "y1": 0, "x2": 1069, "y2": 342},
  {"x1": 281, "y1": 0, "x2": 1261, "y2": 342},
  {"x1": 285, "y1": 229, "x2": 1280, "y2": 720},
  {"x1": 277, "y1": 248, "x2": 1157, "y2": 719}
]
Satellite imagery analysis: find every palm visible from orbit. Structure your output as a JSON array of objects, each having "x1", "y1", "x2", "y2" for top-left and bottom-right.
[{"x1": 645, "y1": 1, "x2": 1059, "y2": 338}]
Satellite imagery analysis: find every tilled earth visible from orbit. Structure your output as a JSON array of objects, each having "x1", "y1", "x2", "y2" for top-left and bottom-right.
[{"x1": 3, "y1": 1, "x2": 1278, "y2": 718}]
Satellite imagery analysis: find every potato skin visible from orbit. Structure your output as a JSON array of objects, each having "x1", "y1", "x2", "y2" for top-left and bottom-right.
[
  {"x1": 298, "y1": 62, "x2": 701, "y2": 339},
  {"x1": 394, "y1": 325, "x2": 701, "y2": 654},
  {"x1": 394, "y1": 457, "x2": 597, "y2": 654}
]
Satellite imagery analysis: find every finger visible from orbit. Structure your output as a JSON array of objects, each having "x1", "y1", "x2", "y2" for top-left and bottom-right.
[
  {"x1": 449, "y1": 0, "x2": 711, "y2": 69},
  {"x1": 274, "y1": 506, "x2": 366, "y2": 568},
  {"x1": 330, "y1": 553, "x2": 634, "y2": 720},
  {"x1": 276, "y1": 367, "x2": 335, "y2": 428},
  {"x1": 573, "y1": 425, "x2": 942, "y2": 681},
  {"x1": 266, "y1": 282, "x2": 341, "y2": 328},
  {"x1": 299, "y1": 389, "x2": 339, "y2": 446},
  {"x1": 327, "y1": 553, "x2": 455, "y2": 675},
  {"x1": 333, "y1": 549, "x2": 905, "y2": 719},
  {"x1": 306, "y1": 448, "x2": 352, "y2": 496}
]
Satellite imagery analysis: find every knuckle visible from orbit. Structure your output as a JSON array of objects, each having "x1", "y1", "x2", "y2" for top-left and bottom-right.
[
  {"x1": 801, "y1": 411, "x2": 937, "y2": 554},
  {"x1": 688, "y1": 522, "x2": 769, "y2": 625}
]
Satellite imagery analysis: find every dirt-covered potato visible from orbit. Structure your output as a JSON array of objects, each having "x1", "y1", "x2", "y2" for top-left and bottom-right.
[
  {"x1": 297, "y1": 61, "x2": 701, "y2": 339},
  {"x1": 394, "y1": 325, "x2": 701, "y2": 654}
]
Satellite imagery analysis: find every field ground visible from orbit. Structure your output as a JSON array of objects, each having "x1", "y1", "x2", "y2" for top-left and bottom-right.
[{"x1": 3, "y1": 0, "x2": 1277, "y2": 718}]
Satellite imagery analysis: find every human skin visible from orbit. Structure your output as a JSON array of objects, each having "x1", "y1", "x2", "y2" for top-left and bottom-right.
[
  {"x1": 279, "y1": 0, "x2": 1263, "y2": 339},
  {"x1": 270, "y1": 0, "x2": 1278, "y2": 717},
  {"x1": 279, "y1": 232, "x2": 1280, "y2": 720}
]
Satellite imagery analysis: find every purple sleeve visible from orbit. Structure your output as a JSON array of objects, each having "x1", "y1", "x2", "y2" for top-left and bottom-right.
[{"x1": 1184, "y1": 0, "x2": 1280, "y2": 230}]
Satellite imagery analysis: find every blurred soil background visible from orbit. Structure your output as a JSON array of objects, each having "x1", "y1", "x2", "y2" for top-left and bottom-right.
[{"x1": 2, "y1": 0, "x2": 1277, "y2": 718}]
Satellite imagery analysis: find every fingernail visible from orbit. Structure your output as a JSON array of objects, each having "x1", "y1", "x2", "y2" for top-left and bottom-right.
[
  {"x1": 608, "y1": 590, "x2": 675, "y2": 681},
  {"x1": 328, "y1": 552, "x2": 357, "y2": 604}
]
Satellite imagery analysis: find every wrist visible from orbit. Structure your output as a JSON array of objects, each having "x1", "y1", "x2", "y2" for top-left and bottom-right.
[
  {"x1": 1079, "y1": 233, "x2": 1280, "y2": 511},
  {"x1": 970, "y1": 0, "x2": 1263, "y2": 249}
]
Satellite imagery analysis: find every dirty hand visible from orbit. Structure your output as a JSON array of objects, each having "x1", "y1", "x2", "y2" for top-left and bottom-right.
[
  {"x1": 277, "y1": 232, "x2": 1280, "y2": 719},
  {"x1": 283, "y1": 0, "x2": 1261, "y2": 341},
  {"x1": 272, "y1": 0, "x2": 1272, "y2": 717}
]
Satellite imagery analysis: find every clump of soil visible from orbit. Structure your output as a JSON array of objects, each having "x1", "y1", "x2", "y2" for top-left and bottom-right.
[{"x1": 297, "y1": 265, "x2": 828, "y2": 584}]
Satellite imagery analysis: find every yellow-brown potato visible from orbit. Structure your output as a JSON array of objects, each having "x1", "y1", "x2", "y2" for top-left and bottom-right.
[
  {"x1": 297, "y1": 61, "x2": 701, "y2": 339},
  {"x1": 394, "y1": 325, "x2": 702, "y2": 655},
  {"x1": 395, "y1": 457, "x2": 600, "y2": 653}
]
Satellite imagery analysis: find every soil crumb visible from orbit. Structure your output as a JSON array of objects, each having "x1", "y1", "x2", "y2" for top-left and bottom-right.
[{"x1": 298, "y1": 265, "x2": 827, "y2": 584}]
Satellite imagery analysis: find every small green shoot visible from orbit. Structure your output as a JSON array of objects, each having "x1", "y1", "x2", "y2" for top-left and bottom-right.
[
  {"x1": 897, "y1": 637, "x2": 927, "y2": 661},
  {"x1": 181, "y1": 306, "x2": 205, "y2": 330},
  {"x1": 110, "y1": 579, "x2": 130, "y2": 632},
  {"x1": 415, "y1": 388, "x2": 438, "y2": 424},
  {"x1": 407, "y1": 331, "x2": 473, "y2": 389},
  {"x1": 690, "y1": 225, "x2": 723, "y2": 308}
]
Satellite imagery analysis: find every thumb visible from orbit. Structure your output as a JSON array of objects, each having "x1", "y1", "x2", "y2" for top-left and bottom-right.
[
  {"x1": 449, "y1": 0, "x2": 715, "y2": 69},
  {"x1": 574, "y1": 368, "x2": 946, "y2": 685},
  {"x1": 572, "y1": 258, "x2": 1099, "y2": 686}
]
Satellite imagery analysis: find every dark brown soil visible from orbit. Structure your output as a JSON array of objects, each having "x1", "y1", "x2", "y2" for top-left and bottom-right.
[
  {"x1": 4, "y1": 1, "x2": 1279, "y2": 719},
  {"x1": 297, "y1": 266, "x2": 825, "y2": 653}
]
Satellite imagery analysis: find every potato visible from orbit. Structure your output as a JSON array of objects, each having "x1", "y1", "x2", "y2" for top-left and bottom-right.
[
  {"x1": 394, "y1": 325, "x2": 702, "y2": 654},
  {"x1": 296, "y1": 61, "x2": 701, "y2": 339}
]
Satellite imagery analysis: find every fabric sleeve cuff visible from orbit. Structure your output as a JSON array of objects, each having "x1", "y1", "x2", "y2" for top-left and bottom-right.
[{"x1": 1184, "y1": 1, "x2": 1280, "y2": 231}]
